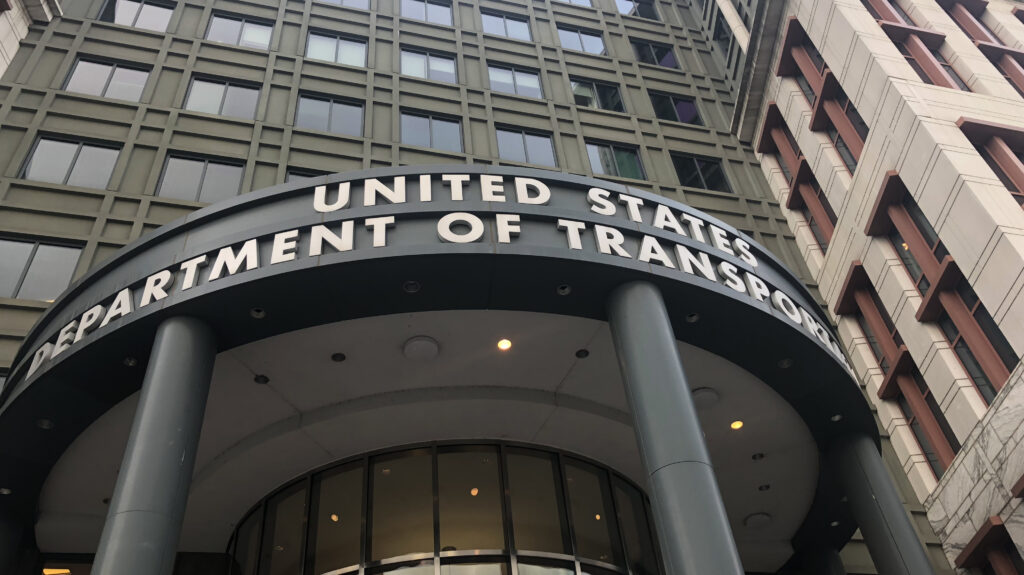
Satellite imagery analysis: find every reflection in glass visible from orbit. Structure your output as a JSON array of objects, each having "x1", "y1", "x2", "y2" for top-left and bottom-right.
[
  {"x1": 198, "y1": 162, "x2": 243, "y2": 203},
  {"x1": 25, "y1": 139, "x2": 78, "y2": 184},
  {"x1": 241, "y1": 22, "x2": 272, "y2": 49},
  {"x1": 0, "y1": 240, "x2": 33, "y2": 298},
  {"x1": 564, "y1": 460, "x2": 622, "y2": 566},
  {"x1": 66, "y1": 145, "x2": 118, "y2": 188},
  {"x1": 506, "y1": 450, "x2": 569, "y2": 554},
  {"x1": 614, "y1": 480, "x2": 659, "y2": 575},
  {"x1": 313, "y1": 463, "x2": 363, "y2": 574},
  {"x1": 135, "y1": 3, "x2": 172, "y2": 31},
  {"x1": 222, "y1": 84, "x2": 259, "y2": 119},
  {"x1": 158, "y1": 157, "x2": 204, "y2": 200},
  {"x1": 186, "y1": 80, "x2": 226, "y2": 114},
  {"x1": 438, "y1": 447, "x2": 505, "y2": 551},
  {"x1": 370, "y1": 450, "x2": 433, "y2": 560},
  {"x1": 15, "y1": 244, "x2": 80, "y2": 301},
  {"x1": 258, "y1": 483, "x2": 307, "y2": 575},
  {"x1": 402, "y1": 51, "x2": 428, "y2": 77},
  {"x1": 517, "y1": 562, "x2": 574, "y2": 575},
  {"x1": 106, "y1": 67, "x2": 148, "y2": 101},
  {"x1": 307, "y1": 33, "x2": 338, "y2": 61},
  {"x1": 496, "y1": 130, "x2": 526, "y2": 163},
  {"x1": 440, "y1": 563, "x2": 509, "y2": 575},
  {"x1": 232, "y1": 509, "x2": 261, "y2": 575},
  {"x1": 66, "y1": 61, "x2": 111, "y2": 96},
  {"x1": 207, "y1": 16, "x2": 242, "y2": 44},
  {"x1": 370, "y1": 562, "x2": 435, "y2": 575}
]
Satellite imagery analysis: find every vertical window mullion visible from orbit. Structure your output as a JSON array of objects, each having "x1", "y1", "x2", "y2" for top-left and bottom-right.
[
  {"x1": 63, "y1": 143, "x2": 85, "y2": 185},
  {"x1": 196, "y1": 160, "x2": 210, "y2": 202},
  {"x1": 13, "y1": 242, "x2": 40, "y2": 300},
  {"x1": 99, "y1": 64, "x2": 116, "y2": 97}
]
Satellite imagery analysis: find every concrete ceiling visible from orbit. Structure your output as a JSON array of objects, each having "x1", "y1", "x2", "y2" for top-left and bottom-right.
[{"x1": 36, "y1": 309, "x2": 818, "y2": 572}]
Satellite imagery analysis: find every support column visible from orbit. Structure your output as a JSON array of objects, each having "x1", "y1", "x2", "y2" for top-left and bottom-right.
[
  {"x1": 91, "y1": 316, "x2": 217, "y2": 575},
  {"x1": 607, "y1": 281, "x2": 744, "y2": 575},
  {"x1": 828, "y1": 434, "x2": 935, "y2": 575}
]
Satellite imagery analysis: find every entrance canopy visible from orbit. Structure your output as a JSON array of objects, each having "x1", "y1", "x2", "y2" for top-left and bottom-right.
[{"x1": 0, "y1": 166, "x2": 875, "y2": 569}]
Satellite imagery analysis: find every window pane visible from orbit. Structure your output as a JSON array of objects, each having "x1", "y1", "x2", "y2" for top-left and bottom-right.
[
  {"x1": 232, "y1": 510, "x2": 261, "y2": 575},
  {"x1": 506, "y1": 19, "x2": 530, "y2": 40},
  {"x1": 673, "y1": 155, "x2": 703, "y2": 189},
  {"x1": 673, "y1": 97, "x2": 701, "y2": 124},
  {"x1": 698, "y1": 157, "x2": 730, "y2": 192},
  {"x1": 438, "y1": 447, "x2": 504, "y2": 551},
  {"x1": 633, "y1": 42, "x2": 654, "y2": 64},
  {"x1": 370, "y1": 450, "x2": 434, "y2": 560},
  {"x1": 426, "y1": 2, "x2": 451, "y2": 24},
  {"x1": 307, "y1": 34, "x2": 337, "y2": 61},
  {"x1": 572, "y1": 81, "x2": 596, "y2": 107},
  {"x1": 655, "y1": 45, "x2": 677, "y2": 68},
  {"x1": 241, "y1": 22, "x2": 272, "y2": 49},
  {"x1": 330, "y1": 101, "x2": 363, "y2": 136},
  {"x1": 296, "y1": 97, "x2": 331, "y2": 130},
  {"x1": 313, "y1": 464, "x2": 363, "y2": 574},
  {"x1": 515, "y1": 71, "x2": 541, "y2": 98},
  {"x1": 587, "y1": 143, "x2": 615, "y2": 176},
  {"x1": 207, "y1": 16, "x2": 242, "y2": 44},
  {"x1": 371, "y1": 563, "x2": 434, "y2": 575},
  {"x1": 558, "y1": 29, "x2": 582, "y2": 51},
  {"x1": 636, "y1": 1, "x2": 657, "y2": 18},
  {"x1": 481, "y1": 13, "x2": 505, "y2": 35},
  {"x1": 581, "y1": 33, "x2": 604, "y2": 55},
  {"x1": 613, "y1": 482, "x2": 658, "y2": 575},
  {"x1": 113, "y1": 0, "x2": 140, "y2": 25},
  {"x1": 614, "y1": 147, "x2": 643, "y2": 179},
  {"x1": 496, "y1": 130, "x2": 526, "y2": 163},
  {"x1": 440, "y1": 564, "x2": 508, "y2": 575},
  {"x1": 401, "y1": 114, "x2": 431, "y2": 148},
  {"x1": 517, "y1": 564, "x2": 574, "y2": 575},
  {"x1": 402, "y1": 51, "x2": 427, "y2": 78},
  {"x1": 198, "y1": 162, "x2": 243, "y2": 203},
  {"x1": 431, "y1": 117, "x2": 462, "y2": 152},
  {"x1": 596, "y1": 84, "x2": 623, "y2": 112},
  {"x1": 105, "y1": 67, "x2": 148, "y2": 101},
  {"x1": 650, "y1": 93, "x2": 675, "y2": 121},
  {"x1": 564, "y1": 460, "x2": 622, "y2": 566},
  {"x1": 489, "y1": 67, "x2": 515, "y2": 94},
  {"x1": 524, "y1": 133, "x2": 555, "y2": 167},
  {"x1": 186, "y1": 80, "x2": 225, "y2": 114},
  {"x1": 402, "y1": 0, "x2": 425, "y2": 19},
  {"x1": 135, "y1": 3, "x2": 172, "y2": 31},
  {"x1": 67, "y1": 145, "x2": 118, "y2": 189},
  {"x1": 0, "y1": 240, "x2": 34, "y2": 298},
  {"x1": 222, "y1": 85, "x2": 259, "y2": 119},
  {"x1": 66, "y1": 61, "x2": 111, "y2": 96},
  {"x1": 616, "y1": 0, "x2": 635, "y2": 14},
  {"x1": 26, "y1": 139, "x2": 79, "y2": 184},
  {"x1": 337, "y1": 38, "x2": 366, "y2": 66},
  {"x1": 258, "y1": 483, "x2": 306, "y2": 575},
  {"x1": 18, "y1": 244, "x2": 80, "y2": 302},
  {"x1": 506, "y1": 450, "x2": 569, "y2": 553},
  {"x1": 429, "y1": 55, "x2": 456, "y2": 83},
  {"x1": 159, "y1": 157, "x2": 205, "y2": 200}
]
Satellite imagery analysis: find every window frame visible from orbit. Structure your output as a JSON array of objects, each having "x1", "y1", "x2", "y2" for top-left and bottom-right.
[
  {"x1": 63, "y1": 58, "x2": 150, "y2": 101},
  {"x1": 156, "y1": 154, "x2": 245, "y2": 203},
  {"x1": 401, "y1": 48, "x2": 458, "y2": 83},
  {"x1": 488, "y1": 64, "x2": 543, "y2": 98},
  {"x1": 615, "y1": 0, "x2": 659, "y2": 20},
  {"x1": 648, "y1": 91, "x2": 702, "y2": 125},
  {"x1": 98, "y1": 0, "x2": 175, "y2": 31},
  {"x1": 0, "y1": 237, "x2": 82, "y2": 302},
  {"x1": 401, "y1": 0, "x2": 453, "y2": 26},
  {"x1": 670, "y1": 152, "x2": 731, "y2": 193},
  {"x1": 399, "y1": 111, "x2": 463, "y2": 153},
  {"x1": 21, "y1": 136, "x2": 121, "y2": 189},
  {"x1": 205, "y1": 13, "x2": 274, "y2": 50},
  {"x1": 585, "y1": 141, "x2": 646, "y2": 180},
  {"x1": 306, "y1": 31, "x2": 369, "y2": 67},
  {"x1": 557, "y1": 26, "x2": 606, "y2": 55},
  {"x1": 570, "y1": 78, "x2": 624, "y2": 112},
  {"x1": 294, "y1": 93, "x2": 365, "y2": 137},
  {"x1": 630, "y1": 38, "x2": 678, "y2": 68},
  {"x1": 480, "y1": 11, "x2": 532, "y2": 40},
  {"x1": 495, "y1": 127, "x2": 558, "y2": 167},
  {"x1": 315, "y1": 0, "x2": 370, "y2": 10}
]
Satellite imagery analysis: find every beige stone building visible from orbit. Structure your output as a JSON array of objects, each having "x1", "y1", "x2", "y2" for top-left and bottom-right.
[{"x1": 750, "y1": 0, "x2": 1024, "y2": 569}]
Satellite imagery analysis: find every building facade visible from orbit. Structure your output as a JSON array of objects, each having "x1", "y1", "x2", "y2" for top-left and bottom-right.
[
  {"x1": 750, "y1": 0, "x2": 1024, "y2": 569},
  {"x1": 0, "y1": 0, "x2": 989, "y2": 571}
]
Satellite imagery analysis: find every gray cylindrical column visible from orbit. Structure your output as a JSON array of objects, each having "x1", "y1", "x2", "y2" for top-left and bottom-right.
[
  {"x1": 829, "y1": 434, "x2": 935, "y2": 575},
  {"x1": 91, "y1": 316, "x2": 217, "y2": 575},
  {"x1": 607, "y1": 281, "x2": 744, "y2": 575}
]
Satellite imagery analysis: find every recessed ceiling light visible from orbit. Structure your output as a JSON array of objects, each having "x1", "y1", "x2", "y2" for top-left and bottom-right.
[
  {"x1": 777, "y1": 358, "x2": 793, "y2": 369},
  {"x1": 743, "y1": 512, "x2": 772, "y2": 528},
  {"x1": 123, "y1": 356, "x2": 138, "y2": 367},
  {"x1": 575, "y1": 349, "x2": 589, "y2": 359},
  {"x1": 830, "y1": 414, "x2": 843, "y2": 422},
  {"x1": 402, "y1": 280, "x2": 421, "y2": 294},
  {"x1": 404, "y1": 336, "x2": 439, "y2": 361},
  {"x1": 685, "y1": 313, "x2": 700, "y2": 323},
  {"x1": 830, "y1": 520, "x2": 841, "y2": 527},
  {"x1": 757, "y1": 484, "x2": 771, "y2": 492},
  {"x1": 470, "y1": 488, "x2": 479, "y2": 497},
  {"x1": 497, "y1": 339, "x2": 512, "y2": 351},
  {"x1": 692, "y1": 387, "x2": 720, "y2": 409},
  {"x1": 0, "y1": 488, "x2": 11, "y2": 495},
  {"x1": 730, "y1": 420, "x2": 744, "y2": 430},
  {"x1": 557, "y1": 284, "x2": 572, "y2": 296},
  {"x1": 331, "y1": 353, "x2": 347, "y2": 362},
  {"x1": 249, "y1": 307, "x2": 266, "y2": 319},
  {"x1": 253, "y1": 374, "x2": 270, "y2": 384},
  {"x1": 330, "y1": 514, "x2": 339, "y2": 522},
  {"x1": 594, "y1": 514, "x2": 601, "y2": 521},
  {"x1": 751, "y1": 452, "x2": 765, "y2": 461},
  {"x1": 36, "y1": 418, "x2": 54, "y2": 430}
]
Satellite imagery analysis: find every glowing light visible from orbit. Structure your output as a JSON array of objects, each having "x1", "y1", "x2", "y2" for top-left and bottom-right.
[
  {"x1": 730, "y1": 420, "x2": 744, "y2": 430},
  {"x1": 901, "y1": 242, "x2": 909, "y2": 251},
  {"x1": 330, "y1": 514, "x2": 339, "y2": 522},
  {"x1": 595, "y1": 514, "x2": 601, "y2": 520},
  {"x1": 497, "y1": 339, "x2": 512, "y2": 351},
  {"x1": 43, "y1": 570, "x2": 72, "y2": 575},
  {"x1": 470, "y1": 488, "x2": 479, "y2": 496}
]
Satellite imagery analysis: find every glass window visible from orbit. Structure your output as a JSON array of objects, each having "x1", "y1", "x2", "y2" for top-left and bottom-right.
[
  {"x1": 258, "y1": 482, "x2": 306, "y2": 575},
  {"x1": 571, "y1": 79, "x2": 623, "y2": 112},
  {"x1": 671, "y1": 152, "x2": 730, "y2": 192},
  {"x1": 232, "y1": 509, "x2": 262, "y2": 575},
  {"x1": 496, "y1": 129, "x2": 556, "y2": 167},
  {"x1": 481, "y1": 13, "x2": 531, "y2": 40},
  {"x1": 401, "y1": 49, "x2": 457, "y2": 83},
  {"x1": 24, "y1": 138, "x2": 119, "y2": 189},
  {"x1": 615, "y1": 0, "x2": 658, "y2": 19},
  {"x1": 0, "y1": 239, "x2": 80, "y2": 301},
  {"x1": 440, "y1": 564, "x2": 509, "y2": 575},
  {"x1": 403, "y1": 0, "x2": 452, "y2": 24},
  {"x1": 517, "y1": 563, "x2": 575, "y2": 575},
  {"x1": 318, "y1": 0, "x2": 370, "y2": 9},
  {"x1": 401, "y1": 112, "x2": 462, "y2": 153},
  {"x1": 185, "y1": 78, "x2": 259, "y2": 119},
  {"x1": 307, "y1": 33, "x2": 367, "y2": 67},
  {"x1": 207, "y1": 15, "x2": 272, "y2": 50},
  {"x1": 557, "y1": 27, "x2": 605, "y2": 55},
  {"x1": 438, "y1": 447, "x2": 505, "y2": 551},
  {"x1": 99, "y1": 0, "x2": 173, "y2": 31},
  {"x1": 613, "y1": 480, "x2": 658, "y2": 575},
  {"x1": 296, "y1": 95, "x2": 363, "y2": 136},
  {"x1": 564, "y1": 459, "x2": 623, "y2": 566},
  {"x1": 157, "y1": 156, "x2": 243, "y2": 203},
  {"x1": 370, "y1": 450, "x2": 434, "y2": 560},
  {"x1": 650, "y1": 92, "x2": 701, "y2": 125},
  {"x1": 631, "y1": 40, "x2": 677, "y2": 68},
  {"x1": 506, "y1": 449, "x2": 570, "y2": 554},
  {"x1": 488, "y1": 66, "x2": 542, "y2": 98},
  {"x1": 587, "y1": 142, "x2": 645, "y2": 179},
  {"x1": 933, "y1": 48, "x2": 970, "y2": 91},
  {"x1": 66, "y1": 60, "x2": 148, "y2": 102},
  {"x1": 312, "y1": 463, "x2": 363, "y2": 574},
  {"x1": 554, "y1": 0, "x2": 591, "y2": 5},
  {"x1": 713, "y1": 13, "x2": 732, "y2": 56}
]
